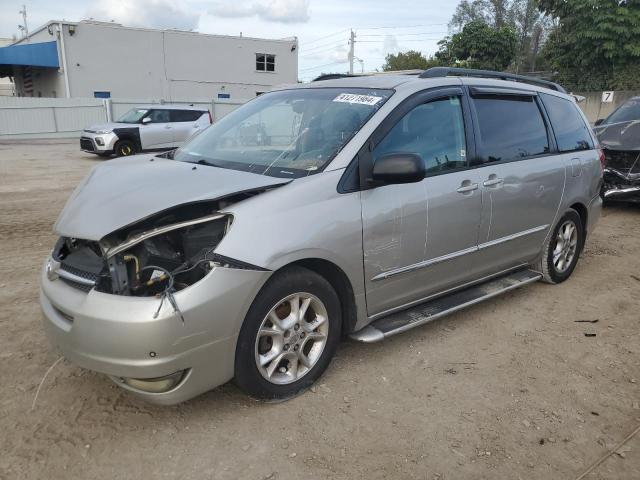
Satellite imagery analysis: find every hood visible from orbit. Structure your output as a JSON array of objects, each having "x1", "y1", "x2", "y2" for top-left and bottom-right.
[
  {"x1": 54, "y1": 155, "x2": 290, "y2": 241},
  {"x1": 84, "y1": 122, "x2": 139, "y2": 132},
  {"x1": 594, "y1": 120, "x2": 640, "y2": 151}
]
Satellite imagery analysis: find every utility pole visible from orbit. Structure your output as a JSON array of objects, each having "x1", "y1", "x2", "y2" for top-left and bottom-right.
[
  {"x1": 348, "y1": 29, "x2": 355, "y2": 74},
  {"x1": 18, "y1": 5, "x2": 29, "y2": 40}
]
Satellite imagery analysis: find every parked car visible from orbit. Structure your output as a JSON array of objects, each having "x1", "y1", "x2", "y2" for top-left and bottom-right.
[
  {"x1": 80, "y1": 105, "x2": 212, "y2": 157},
  {"x1": 593, "y1": 96, "x2": 640, "y2": 202},
  {"x1": 41, "y1": 68, "x2": 603, "y2": 405}
]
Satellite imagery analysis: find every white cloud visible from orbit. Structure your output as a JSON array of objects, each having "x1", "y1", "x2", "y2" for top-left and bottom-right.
[
  {"x1": 87, "y1": 0, "x2": 200, "y2": 31},
  {"x1": 210, "y1": 0, "x2": 310, "y2": 24}
]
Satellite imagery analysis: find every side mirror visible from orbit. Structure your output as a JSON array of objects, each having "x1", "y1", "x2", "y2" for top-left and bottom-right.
[
  {"x1": 142, "y1": 117, "x2": 152, "y2": 124},
  {"x1": 594, "y1": 118, "x2": 604, "y2": 126},
  {"x1": 371, "y1": 153, "x2": 426, "y2": 185}
]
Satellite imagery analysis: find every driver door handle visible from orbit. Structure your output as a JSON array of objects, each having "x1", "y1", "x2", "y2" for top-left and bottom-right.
[
  {"x1": 456, "y1": 182, "x2": 479, "y2": 193},
  {"x1": 483, "y1": 177, "x2": 504, "y2": 187}
]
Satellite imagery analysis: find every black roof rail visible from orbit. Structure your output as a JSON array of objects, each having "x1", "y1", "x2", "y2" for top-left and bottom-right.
[
  {"x1": 312, "y1": 73, "x2": 363, "y2": 82},
  {"x1": 419, "y1": 67, "x2": 566, "y2": 94}
]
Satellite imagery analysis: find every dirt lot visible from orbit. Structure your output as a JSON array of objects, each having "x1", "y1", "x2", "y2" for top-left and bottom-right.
[{"x1": 0, "y1": 140, "x2": 638, "y2": 480}]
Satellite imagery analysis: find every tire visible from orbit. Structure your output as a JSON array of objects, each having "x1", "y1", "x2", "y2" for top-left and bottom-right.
[
  {"x1": 114, "y1": 139, "x2": 137, "y2": 157},
  {"x1": 536, "y1": 208, "x2": 584, "y2": 284},
  {"x1": 234, "y1": 266, "x2": 342, "y2": 400}
]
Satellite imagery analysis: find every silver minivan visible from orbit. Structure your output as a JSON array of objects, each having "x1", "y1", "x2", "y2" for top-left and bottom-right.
[{"x1": 41, "y1": 68, "x2": 603, "y2": 404}]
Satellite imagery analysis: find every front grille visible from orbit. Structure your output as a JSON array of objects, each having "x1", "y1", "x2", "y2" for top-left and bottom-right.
[
  {"x1": 80, "y1": 137, "x2": 95, "y2": 151},
  {"x1": 60, "y1": 262, "x2": 99, "y2": 283}
]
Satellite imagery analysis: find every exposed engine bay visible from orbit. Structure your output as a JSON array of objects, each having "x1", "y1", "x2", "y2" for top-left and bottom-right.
[
  {"x1": 51, "y1": 192, "x2": 264, "y2": 298},
  {"x1": 595, "y1": 118, "x2": 640, "y2": 202}
]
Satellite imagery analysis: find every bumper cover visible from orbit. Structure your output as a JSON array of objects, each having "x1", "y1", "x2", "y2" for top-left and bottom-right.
[
  {"x1": 80, "y1": 131, "x2": 118, "y2": 153},
  {"x1": 40, "y1": 261, "x2": 270, "y2": 404}
]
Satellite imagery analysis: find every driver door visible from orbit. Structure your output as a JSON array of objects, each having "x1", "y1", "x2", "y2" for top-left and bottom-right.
[
  {"x1": 361, "y1": 88, "x2": 484, "y2": 316},
  {"x1": 140, "y1": 109, "x2": 173, "y2": 149}
]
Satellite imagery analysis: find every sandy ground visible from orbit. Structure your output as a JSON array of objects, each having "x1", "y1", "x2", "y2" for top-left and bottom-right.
[{"x1": 0, "y1": 140, "x2": 638, "y2": 480}]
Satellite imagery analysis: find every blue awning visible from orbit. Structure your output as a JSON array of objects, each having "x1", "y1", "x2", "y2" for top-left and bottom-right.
[{"x1": 0, "y1": 41, "x2": 59, "y2": 75}]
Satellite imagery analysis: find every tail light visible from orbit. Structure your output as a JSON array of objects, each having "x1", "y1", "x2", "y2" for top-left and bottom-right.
[
  {"x1": 208, "y1": 110, "x2": 213, "y2": 124},
  {"x1": 598, "y1": 148, "x2": 606, "y2": 171}
]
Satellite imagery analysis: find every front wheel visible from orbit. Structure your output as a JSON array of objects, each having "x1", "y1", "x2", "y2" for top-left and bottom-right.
[
  {"x1": 537, "y1": 209, "x2": 584, "y2": 284},
  {"x1": 234, "y1": 266, "x2": 341, "y2": 400},
  {"x1": 114, "y1": 139, "x2": 137, "y2": 157}
]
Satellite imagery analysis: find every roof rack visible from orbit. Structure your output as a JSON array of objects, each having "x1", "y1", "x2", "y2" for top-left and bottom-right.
[
  {"x1": 312, "y1": 73, "x2": 363, "y2": 82},
  {"x1": 419, "y1": 67, "x2": 566, "y2": 94}
]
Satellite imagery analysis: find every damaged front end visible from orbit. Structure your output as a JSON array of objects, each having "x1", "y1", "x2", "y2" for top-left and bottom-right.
[
  {"x1": 50, "y1": 196, "x2": 262, "y2": 300},
  {"x1": 595, "y1": 120, "x2": 640, "y2": 202}
]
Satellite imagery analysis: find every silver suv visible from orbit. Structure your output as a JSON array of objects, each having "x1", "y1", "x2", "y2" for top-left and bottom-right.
[
  {"x1": 80, "y1": 105, "x2": 212, "y2": 157},
  {"x1": 41, "y1": 68, "x2": 603, "y2": 404}
]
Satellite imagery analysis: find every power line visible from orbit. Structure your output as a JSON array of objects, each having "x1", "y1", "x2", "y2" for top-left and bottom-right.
[
  {"x1": 355, "y1": 23, "x2": 447, "y2": 31},
  {"x1": 300, "y1": 45, "x2": 348, "y2": 59},
  {"x1": 358, "y1": 32, "x2": 448, "y2": 37},
  {"x1": 299, "y1": 29, "x2": 349, "y2": 47},
  {"x1": 299, "y1": 61, "x2": 348, "y2": 73},
  {"x1": 300, "y1": 37, "x2": 348, "y2": 53}
]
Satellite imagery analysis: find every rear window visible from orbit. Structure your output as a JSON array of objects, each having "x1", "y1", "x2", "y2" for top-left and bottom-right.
[
  {"x1": 171, "y1": 110, "x2": 205, "y2": 122},
  {"x1": 541, "y1": 93, "x2": 593, "y2": 152},
  {"x1": 472, "y1": 95, "x2": 549, "y2": 163}
]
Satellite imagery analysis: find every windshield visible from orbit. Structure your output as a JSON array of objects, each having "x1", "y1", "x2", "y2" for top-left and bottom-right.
[
  {"x1": 118, "y1": 108, "x2": 150, "y2": 124},
  {"x1": 173, "y1": 87, "x2": 393, "y2": 177},
  {"x1": 604, "y1": 98, "x2": 640, "y2": 125}
]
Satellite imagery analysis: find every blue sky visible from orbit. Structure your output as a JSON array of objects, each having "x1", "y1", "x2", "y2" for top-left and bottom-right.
[{"x1": 0, "y1": 0, "x2": 459, "y2": 81}]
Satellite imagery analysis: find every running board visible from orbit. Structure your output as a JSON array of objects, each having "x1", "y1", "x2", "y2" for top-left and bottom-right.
[{"x1": 350, "y1": 269, "x2": 542, "y2": 343}]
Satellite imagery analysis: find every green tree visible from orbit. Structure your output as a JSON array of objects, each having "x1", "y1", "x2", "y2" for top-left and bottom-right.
[
  {"x1": 449, "y1": 0, "x2": 550, "y2": 72},
  {"x1": 382, "y1": 51, "x2": 440, "y2": 71},
  {"x1": 538, "y1": 0, "x2": 640, "y2": 90},
  {"x1": 436, "y1": 20, "x2": 517, "y2": 70}
]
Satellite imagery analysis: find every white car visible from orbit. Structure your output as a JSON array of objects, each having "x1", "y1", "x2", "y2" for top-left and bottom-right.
[{"x1": 80, "y1": 105, "x2": 212, "y2": 157}]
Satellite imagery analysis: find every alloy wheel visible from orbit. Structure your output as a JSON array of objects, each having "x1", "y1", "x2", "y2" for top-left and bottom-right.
[
  {"x1": 552, "y1": 220, "x2": 578, "y2": 273},
  {"x1": 255, "y1": 293, "x2": 329, "y2": 385}
]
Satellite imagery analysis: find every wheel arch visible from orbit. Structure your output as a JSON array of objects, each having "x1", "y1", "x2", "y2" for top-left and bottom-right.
[
  {"x1": 569, "y1": 202, "x2": 588, "y2": 232},
  {"x1": 277, "y1": 258, "x2": 358, "y2": 336}
]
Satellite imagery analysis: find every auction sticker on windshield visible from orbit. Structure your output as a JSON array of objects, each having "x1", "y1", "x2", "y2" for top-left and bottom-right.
[{"x1": 333, "y1": 93, "x2": 383, "y2": 106}]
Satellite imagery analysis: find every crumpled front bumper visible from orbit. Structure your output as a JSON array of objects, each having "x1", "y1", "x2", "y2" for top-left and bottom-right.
[{"x1": 40, "y1": 259, "x2": 270, "y2": 405}]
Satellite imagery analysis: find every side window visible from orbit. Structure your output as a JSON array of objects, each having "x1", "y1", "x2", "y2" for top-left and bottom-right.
[
  {"x1": 541, "y1": 93, "x2": 594, "y2": 152},
  {"x1": 147, "y1": 109, "x2": 171, "y2": 123},
  {"x1": 373, "y1": 96, "x2": 467, "y2": 174},
  {"x1": 472, "y1": 95, "x2": 549, "y2": 163},
  {"x1": 170, "y1": 110, "x2": 204, "y2": 122}
]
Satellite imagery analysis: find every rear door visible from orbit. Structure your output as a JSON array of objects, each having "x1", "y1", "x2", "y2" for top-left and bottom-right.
[
  {"x1": 360, "y1": 88, "x2": 485, "y2": 316},
  {"x1": 139, "y1": 109, "x2": 173, "y2": 149},
  {"x1": 170, "y1": 110, "x2": 208, "y2": 145},
  {"x1": 467, "y1": 87, "x2": 565, "y2": 272}
]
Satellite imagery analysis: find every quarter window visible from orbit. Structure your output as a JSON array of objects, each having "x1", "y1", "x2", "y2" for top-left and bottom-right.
[
  {"x1": 256, "y1": 54, "x2": 275, "y2": 72},
  {"x1": 373, "y1": 96, "x2": 468, "y2": 175},
  {"x1": 541, "y1": 93, "x2": 594, "y2": 152},
  {"x1": 472, "y1": 95, "x2": 549, "y2": 163}
]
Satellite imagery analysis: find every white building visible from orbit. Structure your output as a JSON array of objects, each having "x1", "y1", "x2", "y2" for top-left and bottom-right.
[
  {"x1": 0, "y1": 20, "x2": 298, "y2": 101},
  {"x1": 0, "y1": 38, "x2": 15, "y2": 96}
]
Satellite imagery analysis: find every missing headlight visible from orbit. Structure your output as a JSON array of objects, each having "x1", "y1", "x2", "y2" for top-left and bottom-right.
[{"x1": 100, "y1": 214, "x2": 232, "y2": 296}]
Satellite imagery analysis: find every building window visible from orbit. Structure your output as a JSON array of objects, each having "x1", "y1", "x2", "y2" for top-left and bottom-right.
[{"x1": 256, "y1": 54, "x2": 275, "y2": 72}]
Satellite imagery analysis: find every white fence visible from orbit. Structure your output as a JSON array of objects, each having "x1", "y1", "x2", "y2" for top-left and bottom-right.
[{"x1": 0, "y1": 97, "x2": 249, "y2": 139}]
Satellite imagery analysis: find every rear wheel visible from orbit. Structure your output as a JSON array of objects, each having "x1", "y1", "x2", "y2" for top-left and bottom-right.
[
  {"x1": 114, "y1": 140, "x2": 137, "y2": 157},
  {"x1": 537, "y1": 209, "x2": 584, "y2": 284},
  {"x1": 234, "y1": 266, "x2": 341, "y2": 400}
]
